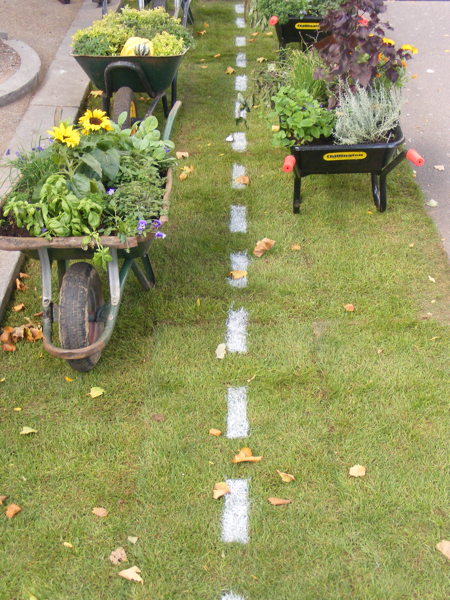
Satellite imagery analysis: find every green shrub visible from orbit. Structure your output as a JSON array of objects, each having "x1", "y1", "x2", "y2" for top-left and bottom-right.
[{"x1": 249, "y1": 0, "x2": 344, "y2": 28}]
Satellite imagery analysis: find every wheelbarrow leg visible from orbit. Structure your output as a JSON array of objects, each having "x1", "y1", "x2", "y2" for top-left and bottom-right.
[
  {"x1": 371, "y1": 172, "x2": 387, "y2": 212},
  {"x1": 293, "y1": 172, "x2": 302, "y2": 214},
  {"x1": 171, "y1": 76, "x2": 177, "y2": 108},
  {"x1": 131, "y1": 255, "x2": 156, "y2": 290},
  {"x1": 57, "y1": 259, "x2": 69, "y2": 287}
]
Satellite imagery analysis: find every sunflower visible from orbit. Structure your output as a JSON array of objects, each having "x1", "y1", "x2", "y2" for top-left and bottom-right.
[
  {"x1": 78, "y1": 109, "x2": 112, "y2": 134},
  {"x1": 47, "y1": 123, "x2": 80, "y2": 148}
]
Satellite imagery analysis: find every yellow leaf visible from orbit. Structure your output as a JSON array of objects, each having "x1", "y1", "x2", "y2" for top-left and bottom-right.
[
  {"x1": 228, "y1": 270, "x2": 247, "y2": 280},
  {"x1": 251, "y1": 32, "x2": 259, "y2": 37},
  {"x1": 5, "y1": 503, "x2": 22, "y2": 518},
  {"x1": 246, "y1": 374, "x2": 256, "y2": 383},
  {"x1": 20, "y1": 426, "x2": 37, "y2": 435},
  {"x1": 176, "y1": 151, "x2": 189, "y2": 159},
  {"x1": 213, "y1": 482, "x2": 231, "y2": 499},
  {"x1": 215, "y1": 343, "x2": 227, "y2": 359},
  {"x1": 196, "y1": 297, "x2": 201, "y2": 306},
  {"x1": 127, "y1": 536, "x2": 139, "y2": 544},
  {"x1": 232, "y1": 447, "x2": 262, "y2": 464},
  {"x1": 214, "y1": 53, "x2": 221, "y2": 58},
  {"x1": 13, "y1": 407, "x2": 22, "y2": 411},
  {"x1": 64, "y1": 376, "x2": 74, "y2": 382},
  {"x1": 343, "y1": 303, "x2": 355, "y2": 312},
  {"x1": 218, "y1": 153, "x2": 225, "y2": 157},
  {"x1": 256, "y1": 57, "x2": 266, "y2": 62},
  {"x1": 225, "y1": 66, "x2": 236, "y2": 74},
  {"x1": 12, "y1": 303, "x2": 25, "y2": 312},
  {"x1": 0, "y1": 378, "x2": 5, "y2": 383},
  {"x1": 428, "y1": 275, "x2": 436, "y2": 283},
  {"x1": 181, "y1": 165, "x2": 195, "y2": 174},
  {"x1": 436, "y1": 540, "x2": 450, "y2": 561},
  {"x1": 349, "y1": 464, "x2": 366, "y2": 477},
  {"x1": 209, "y1": 428, "x2": 222, "y2": 437},
  {"x1": 88, "y1": 387, "x2": 105, "y2": 398},
  {"x1": 92, "y1": 506, "x2": 108, "y2": 517},
  {"x1": 235, "y1": 175, "x2": 250, "y2": 185},
  {"x1": 179, "y1": 172, "x2": 188, "y2": 181},
  {"x1": 268, "y1": 497, "x2": 293, "y2": 506},
  {"x1": 200, "y1": 65, "x2": 208, "y2": 69},
  {"x1": 118, "y1": 565, "x2": 143, "y2": 583},
  {"x1": 63, "y1": 542, "x2": 73, "y2": 548},
  {"x1": 89, "y1": 90, "x2": 104, "y2": 97},
  {"x1": 271, "y1": 124, "x2": 280, "y2": 132},
  {"x1": 291, "y1": 244, "x2": 301, "y2": 250},
  {"x1": 276, "y1": 470, "x2": 295, "y2": 483},
  {"x1": 265, "y1": 31, "x2": 273, "y2": 36},
  {"x1": 253, "y1": 238, "x2": 275, "y2": 258}
]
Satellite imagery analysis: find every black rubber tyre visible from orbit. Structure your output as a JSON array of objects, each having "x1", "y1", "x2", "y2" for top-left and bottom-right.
[
  {"x1": 59, "y1": 262, "x2": 105, "y2": 372},
  {"x1": 111, "y1": 86, "x2": 135, "y2": 128}
]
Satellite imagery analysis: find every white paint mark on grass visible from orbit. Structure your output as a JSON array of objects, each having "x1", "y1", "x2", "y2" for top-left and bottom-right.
[
  {"x1": 229, "y1": 252, "x2": 249, "y2": 288},
  {"x1": 226, "y1": 307, "x2": 248, "y2": 353},
  {"x1": 221, "y1": 479, "x2": 249, "y2": 543},
  {"x1": 234, "y1": 101, "x2": 247, "y2": 121},
  {"x1": 232, "y1": 132, "x2": 247, "y2": 152},
  {"x1": 231, "y1": 164, "x2": 247, "y2": 190},
  {"x1": 227, "y1": 386, "x2": 249, "y2": 438},
  {"x1": 235, "y1": 75, "x2": 247, "y2": 92},
  {"x1": 221, "y1": 593, "x2": 246, "y2": 600},
  {"x1": 236, "y1": 17, "x2": 245, "y2": 28},
  {"x1": 236, "y1": 52, "x2": 247, "y2": 68},
  {"x1": 235, "y1": 36, "x2": 246, "y2": 47},
  {"x1": 235, "y1": 4, "x2": 244, "y2": 14},
  {"x1": 229, "y1": 205, "x2": 247, "y2": 233}
]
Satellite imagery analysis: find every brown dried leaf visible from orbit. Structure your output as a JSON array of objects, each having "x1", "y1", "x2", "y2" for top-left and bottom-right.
[
  {"x1": 268, "y1": 497, "x2": 292, "y2": 506},
  {"x1": 228, "y1": 270, "x2": 247, "y2": 280},
  {"x1": 33, "y1": 311, "x2": 43, "y2": 318},
  {"x1": 5, "y1": 503, "x2": 22, "y2": 518},
  {"x1": 253, "y1": 238, "x2": 275, "y2": 258},
  {"x1": 92, "y1": 506, "x2": 108, "y2": 518},
  {"x1": 12, "y1": 303, "x2": 25, "y2": 312},
  {"x1": 232, "y1": 447, "x2": 262, "y2": 464},
  {"x1": 235, "y1": 175, "x2": 250, "y2": 185},
  {"x1": 276, "y1": 470, "x2": 295, "y2": 483},
  {"x1": 179, "y1": 172, "x2": 188, "y2": 181},
  {"x1": 118, "y1": 565, "x2": 143, "y2": 583},
  {"x1": 15, "y1": 278, "x2": 27, "y2": 291},
  {"x1": 209, "y1": 428, "x2": 222, "y2": 437},
  {"x1": 2, "y1": 343, "x2": 16, "y2": 352},
  {"x1": 0, "y1": 329, "x2": 12, "y2": 343},
  {"x1": 291, "y1": 244, "x2": 301, "y2": 251},
  {"x1": 214, "y1": 53, "x2": 221, "y2": 58},
  {"x1": 436, "y1": 540, "x2": 450, "y2": 560},
  {"x1": 225, "y1": 66, "x2": 236, "y2": 74},
  {"x1": 90, "y1": 90, "x2": 104, "y2": 97},
  {"x1": 19, "y1": 272, "x2": 30, "y2": 279},
  {"x1": 213, "y1": 482, "x2": 231, "y2": 499},
  {"x1": 349, "y1": 464, "x2": 366, "y2": 477},
  {"x1": 63, "y1": 541, "x2": 73, "y2": 548},
  {"x1": 20, "y1": 426, "x2": 37, "y2": 435},
  {"x1": 109, "y1": 546, "x2": 128, "y2": 565},
  {"x1": 196, "y1": 30, "x2": 207, "y2": 36},
  {"x1": 200, "y1": 65, "x2": 208, "y2": 69},
  {"x1": 343, "y1": 303, "x2": 355, "y2": 312},
  {"x1": 127, "y1": 536, "x2": 139, "y2": 544},
  {"x1": 176, "y1": 151, "x2": 189, "y2": 159},
  {"x1": 251, "y1": 32, "x2": 260, "y2": 36},
  {"x1": 0, "y1": 495, "x2": 8, "y2": 505}
]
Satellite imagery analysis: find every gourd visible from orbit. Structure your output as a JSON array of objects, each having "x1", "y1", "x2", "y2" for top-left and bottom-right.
[{"x1": 120, "y1": 37, "x2": 154, "y2": 57}]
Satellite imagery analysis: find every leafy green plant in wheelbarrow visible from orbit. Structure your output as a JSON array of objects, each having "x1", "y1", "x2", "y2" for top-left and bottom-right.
[
  {"x1": 0, "y1": 106, "x2": 179, "y2": 372},
  {"x1": 72, "y1": 6, "x2": 194, "y2": 126}
]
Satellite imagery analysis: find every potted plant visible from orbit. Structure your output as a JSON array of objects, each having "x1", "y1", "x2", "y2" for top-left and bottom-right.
[{"x1": 264, "y1": 0, "x2": 424, "y2": 212}]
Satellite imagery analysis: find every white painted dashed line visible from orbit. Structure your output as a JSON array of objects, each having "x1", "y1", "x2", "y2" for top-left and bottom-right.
[
  {"x1": 231, "y1": 164, "x2": 247, "y2": 190},
  {"x1": 235, "y1": 17, "x2": 245, "y2": 28},
  {"x1": 234, "y1": 101, "x2": 247, "y2": 121},
  {"x1": 229, "y1": 205, "x2": 247, "y2": 232},
  {"x1": 226, "y1": 386, "x2": 249, "y2": 438},
  {"x1": 221, "y1": 479, "x2": 250, "y2": 543},
  {"x1": 235, "y1": 36, "x2": 246, "y2": 47},
  {"x1": 234, "y1": 3, "x2": 244, "y2": 14},
  {"x1": 231, "y1": 132, "x2": 247, "y2": 152},
  {"x1": 221, "y1": 593, "x2": 246, "y2": 600},
  {"x1": 226, "y1": 307, "x2": 248, "y2": 353},
  {"x1": 228, "y1": 251, "x2": 249, "y2": 288},
  {"x1": 235, "y1": 75, "x2": 247, "y2": 92},
  {"x1": 236, "y1": 52, "x2": 247, "y2": 68}
]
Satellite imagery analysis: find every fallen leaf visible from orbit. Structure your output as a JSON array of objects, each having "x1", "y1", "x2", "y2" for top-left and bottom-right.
[
  {"x1": 215, "y1": 343, "x2": 227, "y2": 359},
  {"x1": 214, "y1": 53, "x2": 221, "y2": 58},
  {"x1": 225, "y1": 134, "x2": 234, "y2": 142},
  {"x1": 232, "y1": 447, "x2": 263, "y2": 464},
  {"x1": 428, "y1": 275, "x2": 436, "y2": 283},
  {"x1": 203, "y1": 22, "x2": 209, "y2": 27},
  {"x1": 213, "y1": 482, "x2": 231, "y2": 499},
  {"x1": 409, "y1": 243, "x2": 415, "y2": 248},
  {"x1": 127, "y1": 536, "x2": 138, "y2": 544},
  {"x1": 290, "y1": 244, "x2": 301, "y2": 251},
  {"x1": 109, "y1": 546, "x2": 128, "y2": 565},
  {"x1": 5, "y1": 503, "x2": 21, "y2": 518},
  {"x1": 228, "y1": 270, "x2": 248, "y2": 280},
  {"x1": 248, "y1": 38, "x2": 257, "y2": 43},
  {"x1": 118, "y1": 565, "x2": 143, "y2": 583},
  {"x1": 268, "y1": 497, "x2": 292, "y2": 506},
  {"x1": 151, "y1": 413, "x2": 166, "y2": 422},
  {"x1": 256, "y1": 56, "x2": 266, "y2": 62},
  {"x1": 196, "y1": 30, "x2": 207, "y2": 36},
  {"x1": 246, "y1": 374, "x2": 256, "y2": 383},
  {"x1": 20, "y1": 426, "x2": 37, "y2": 435},
  {"x1": 426, "y1": 199, "x2": 439, "y2": 207},
  {"x1": 63, "y1": 541, "x2": 73, "y2": 548},
  {"x1": 209, "y1": 428, "x2": 222, "y2": 437},
  {"x1": 176, "y1": 151, "x2": 189, "y2": 159},
  {"x1": 434, "y1": 164, "x2": 445, "y2": 171},
  {"x1": 349, "y1": 464, "x2": 366, "y2": 477},
  {"x1": 13, "y1": 407, "x2": 22, "y2": 411},
  {"x1": 276, "y1": 470, "x2": 295, "y2": 483},
  {"x1": 436, "y1": 540, "x2": 450, "y2": 560},
  {"x1": 88, "y1": 387, "x2": 105, "y2": 398},
  {"x1": 0, "y1": 495, "x2": 8, "y2": 505},
  {"x1": 92, "y1": 507, "x2": 108, "y2": 517},
  {"x1": 33, "y1": 311, "x2": 43, "y2": 318},
  {"x1": 199, "y1": 58, "x2": 205, "y2": 62},
  {"x1": 265, "y1": 31, "x2": 273, "y2": 36},
  {"x1": 90, "y1": 89, "x2": 104, "y2": 97},
  {"x1": 225, "y1": 66, "x2": 236, "y2": 74},
  {"x1": 16, "y1": 278, "x2": 27, "y2": 291},
  {"x1": 200, "y1": 65, "x2": 208, "y2": 69},
  {"x1": 12, "y1": 303, "x2": 25, "y2": 312},
  {"x1": 2, "y1": 343, "x2": 16, "y2": 352},
  {"x1": 19, "y1": 272, "x2": 29, "y2": 279},
  {"x1": 179, "y1": 172, "x2": 188, "y2": 181},
  {"x1": 181, "y1": 165, "x2": 194, "y2": 174},
  {"x1": 271, "y1": 124, "x2": 280, "y2": 132},
  {"x1": 64, "y1": 376, "x2": 74, "y2": 382},
  {"x1": 251, "y1": 32, "x2": 259, "y2": 36},
  {"x1": 343, "y1": 304, "x2": 355, "y2": 312},
  {"x1": 253, "y1": 238, "x2": 275, "y2": 258}
]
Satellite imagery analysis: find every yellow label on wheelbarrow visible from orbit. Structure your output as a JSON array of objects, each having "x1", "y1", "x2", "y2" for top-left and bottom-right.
[
  {"x1": 323, "y1": 151, "x2": 367, "y2": 161},
  {"x1": 294, "y1": 22, "x2": 321, "y2": 30}
]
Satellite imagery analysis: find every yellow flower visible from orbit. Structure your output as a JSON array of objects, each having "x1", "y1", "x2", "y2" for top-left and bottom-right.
[
  {"x1": 401, "y1": 43, "x2": 418, "y2": 55},
  {"x1": 382, "y1": 37, "x2": 395, "y2": 46},
  {"x1": 47, "y1": 123, "x2": 80, "y2": 147},
  {"x1": 78, "y1": 109, "x2": 112, "y2": 134}
]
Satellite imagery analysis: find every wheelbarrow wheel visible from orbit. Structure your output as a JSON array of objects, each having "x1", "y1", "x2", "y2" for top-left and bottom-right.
[
  {"x1": 111, "y1": 86, "x2": 136, "y2": 128},
  {"x1": 59, "y1": 262, "x2": 105, "y2": 372}
]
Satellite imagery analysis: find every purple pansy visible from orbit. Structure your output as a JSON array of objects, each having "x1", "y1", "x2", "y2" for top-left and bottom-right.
[{"x1": 154, "y1": 231, "x2": 166, "y2": 239}]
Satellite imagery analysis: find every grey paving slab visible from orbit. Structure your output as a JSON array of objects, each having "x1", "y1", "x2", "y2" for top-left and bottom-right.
[{"x1": 0, "y1": 40, "x2": 40, "y2": 107}]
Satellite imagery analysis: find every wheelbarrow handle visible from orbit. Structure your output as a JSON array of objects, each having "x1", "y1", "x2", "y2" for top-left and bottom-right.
[
  {"x1": 406, "y1": 149, "x2": 425, "y2": 167},
  {"x1": 283, "y1": 155, "x2": 296, "y2": 173}
]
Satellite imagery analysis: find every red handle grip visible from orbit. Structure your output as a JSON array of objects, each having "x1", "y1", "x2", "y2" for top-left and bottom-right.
[
  {"x1": 283, "y1": 155, "x2": 296, "y2": 173},
  {"x1": 406, "y1": 149, "x2": 425, "y2": 167},
  {"x1": 268, "y1": 15, "x2": 279, "y2": 26}
]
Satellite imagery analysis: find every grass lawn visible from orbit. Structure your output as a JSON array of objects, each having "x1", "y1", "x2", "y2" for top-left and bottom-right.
[{"x1": 1, "y1": 2, "x2": 449, "y2": 599}]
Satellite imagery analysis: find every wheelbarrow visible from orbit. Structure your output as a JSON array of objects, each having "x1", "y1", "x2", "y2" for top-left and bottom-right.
[
  {"x1": 282, "y1": 126, "x2": 425, "y2": 213},
  {"x1": 0, "y1": 102, "x2": 180, "y2": 372}
]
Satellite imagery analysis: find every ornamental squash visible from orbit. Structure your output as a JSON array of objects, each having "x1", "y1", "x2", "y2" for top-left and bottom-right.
[{"x1": 120, "y1": 37, "x2": 154, "y2": 57}]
